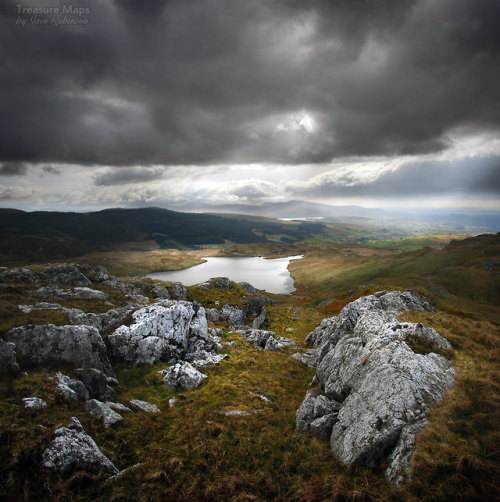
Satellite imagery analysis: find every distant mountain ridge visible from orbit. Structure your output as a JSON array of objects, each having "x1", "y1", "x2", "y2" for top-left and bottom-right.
[{"x1": 0, "y1": 206, "x2": 326, "y2": 264}]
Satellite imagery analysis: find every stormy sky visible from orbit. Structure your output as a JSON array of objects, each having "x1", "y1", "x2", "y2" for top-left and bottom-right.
[{"x1": 0, "y1": 0, "x2": 499, "y2": 212}]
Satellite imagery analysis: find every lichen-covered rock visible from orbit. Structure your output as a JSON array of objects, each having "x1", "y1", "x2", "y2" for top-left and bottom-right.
[
  {"x1": 252, "y1": 306, "x2": 267, "y2": 329},
  {"x1": 23, "y1": 397, "x2": 47, "y2": 409},
  {"x1": 85, "y1": 399, "x2": 123, "y2": 427},
  {"x1": 55, "y1": 372, "x2": 89, "y2": 401},
  {"x1": 221, "y1": 304, "x2": 246, "y2": 327},
  {"x1": 38, "y1": 263, "x2": 92, "y2": 287},
  {"x1": 0, "y1": 267, "x2": 37, "y2": 285},
  {"x1": 76, "y1": 368, "x2": 118, "y2": 402},
  {"x1": 128, "y1": 399, "x2": 160, "y2": 413},
  {"x1": 191, "y1": 351, "x2": 227, "y2": 370},
  {"x1": 237, "y1": 329, "x2": 295, "y2": 350},
  {"x1": 165, "y1": 282, "x2": 187, "y2": 299},
  {"x1": 42, "y1": 417, "x2": 119, "y2": 475},
  {"x1": 6, "y1": 324, "x2": 113, "y2": 375},
  {"x1": 29, "y1": 286, "x2": 108, "y2": 300},
  {"x1": 108, "y1": 300, "x2": 214, "y2": 366},
  {"x1": 162, "y1": 361, "x2": 207, "y2": 390},
  {"x1": 18, "y1": 302, "x2": 63, "y2": 313},
  {"x1": 290, "y1": 349, "x2": 319, "y2": 368},
  {"x1": 0, "y1": 338, "x2": 20, "y2": 376},
  {"x1": 296, "y1": 291, "x2": 455, "y2": 485}
]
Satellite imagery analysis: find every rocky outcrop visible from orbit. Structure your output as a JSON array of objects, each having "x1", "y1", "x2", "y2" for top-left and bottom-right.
[
  {"x1": 29, "y1": 286, "x2": 108, "y2": 301},
  {"x1": 38, "y1": 264, "x2": 92, "y2": 287},
  {"x1": 85, "y1": 399, "x2": 123, "y2": 427},
  {"x1": 237, "y1": 328, "x2": 295, "y2": 350},
  {"x1": 161, "y1": 361, "x2": 207, "y2": 390},
  {"x1": 42, "y1": 417, "x2": 119, "y2": 475},
  {"x1": 296, "y1": 291, "x2": 455, "y2": 485},
  {"x1": 5, "y1": 324, "x2": 113, "y2": 375},
  {"x1": 55, "y1": 372, "x2": 89, "y2": 401},
  {"x1": 0, "y1": 338, "x2": 20, "y2": 376},
  {"x1": 252, "y1": 306, "x2": 267, "y2": 329},
  {"x1": 23, "y1": 397, "x2": 47, "y2": 409},
  {"x1": 76, "y1": 368, "x2": 118, "y2": 402},
  {"x1": 0, "y1": 267, "x2": 37, "y2": 285},
  {"x1": 290, "y1": 349, "x2": 319, "y2": 369},
  {"x1": 128, "y1": 399, "x2": 160, "y2": 413},
  {"x1": 108, "y1": 300, "x2": 215, "y2": 366}
]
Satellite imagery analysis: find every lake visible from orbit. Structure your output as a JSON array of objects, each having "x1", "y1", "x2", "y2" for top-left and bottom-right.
[{"x1": 148, "y1": 255, "x2": 303, "y2": 294}]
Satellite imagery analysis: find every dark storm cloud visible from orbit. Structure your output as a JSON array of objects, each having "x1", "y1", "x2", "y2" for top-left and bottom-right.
[
  {"x1": 0, "y1": 162, "x2": 28, "y2": 176},
  {"x1": 289, "y1": 156, "x2": 500, "y2": 198},
  {"x1": 94, "y1": 166, "x2": 167, "y2": 186},
  {"x1": 0, "y1": 0, "x2": 499, "y2": 165}
]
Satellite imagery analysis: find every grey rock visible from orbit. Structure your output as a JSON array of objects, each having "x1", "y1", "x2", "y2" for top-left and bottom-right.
[
  {"x1": 249, "y1": 392, "x2": 271, "y2": 403},
  {"x1": 264, "y1": 336, "x2": 296, "y2": 350},
  {"x1": 29, "y1": 286, "x2": 108, "y2": 301},
  {"x1": 162, "y1": 361, "x2": 207, "y2": 390},
  {"x1": 6, "y1": 324, "x2": 113, "y2": 375},
  {"x1": 18, "y1": 302, "x2": 62, "y2": 313},
  {"x1": 106, "y1": 402, "x2": 132, "y2": 413},
  {"x1": 55, "y1": 372, "x2": 89, "y2": 401},
  {"x1": 291, "y1": 349, "x2": 320, "y2": 368},
  {"x1": 221, "y1": 304, "x2": 246, "y2": 327},
  {"x1": 168, "y1": 398, "x2": 176, "y2": 407},
  {"x1": 205, "y1": 308, "x2": 220, "y2": 322},
  {"x1": 108, "y1": 300, "x2": 214, "y2": 366},
  {"x1": 190, "y1": 351, "x2": 227, "y2": 370},
  {"x1": 38, "y1": 263, "x2": 91, "y2": 287},
  {"x1": 23, "y1": 397, "x2": 47, "y2": 409},
  {"x1": 85, "y1": 399, "x2": 123, "y2": 427},
  {"x1": 165, "y1": 282, "x2": 187, "y2": 299},
  {"x1": 238, "y1": 329, "x2": 295, "y2": 350},
  {"x1": 0, "y1": 338, "x2": 20, "y2": 376},
  {"x1": 128, "y1": 399, "x2": 160, "y2": 414},
  {"x1": 252, "y1": 306, "x2": 267, "y2": 329},
  {"x1": 0, "y1": 267, "x2": 37, "y2": 285},
  {"x1": 296, "y1": 291, "x2": 455, "y2": 485},
  {"x1": 42, "y1": 417, "x2": 119, "y2": 475},
  {"x1": 76, "y1": 368, "x2": 117, "y2": 402},
  {"x1": 310, "y1": 413, "x2": 337, "y2": 441}
]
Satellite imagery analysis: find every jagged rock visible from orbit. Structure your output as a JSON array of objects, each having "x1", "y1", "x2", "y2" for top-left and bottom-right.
[
  {"x1": 42, "y1": 417, "x2": 119, "y2": 475},
  {"x1": 29, "y1": 286, "x2": 108, "y2": 301},
  {"x1": 85, "y1": 399, "x2": 123, "y2": 427},
  {"x1": 291, "y1": 349, "x2": 319, "y2": 368},
  {"x1": 252, "y1": 306, "x2": 267, "y2": 329},
  {"x1": 76, "y1": 368, "x2": 118, "y2": 402},
  {"x1": 132, "y1": 279, "x2": 170, "y2": 299},
  {"x1": 23, "y1": 397, "x2": 47, "y2": 409},
  {"x1": 0, "y1": 267, "x2": 37, "y2": 285},
  {"x1": 38, "y1": 263, "x2": 92, "y2": 287},
  {"x1": 165, "y1": 282, "x2": 187, "y2": 299},
  {"x1": 221, "y1": 304, "x2": 246, "y2": 327},
  {"x1": 55, "y1": 372, "x2": 89, "y2": 401},
  {"x1": 201, "y1": 277, "x2": 232, "y2": 289},
  {"x1": 306, "y1": 317, "x2": 337, "y2": 348},
  {"x1": 162, "y1": 361, "x2": 207, "y2": 390},
  {"x1": 108, "y1": 301, "x2": 214, "y2": 366},
  {"x1": 310, "y1": 413, "x2": 337, "y2": 441},
  {"x1": 206, "y1": 308, "x2": 220, "y2": 322},
  {"x1": 18, "y1": 302, "x2": 63, "y2": 313},
  {"x1": 296, "y1": 291, "x2": 455, "y2": 485},
  {"x1": 129, "y1": 399, "x2": 160, "y2": 414},
  {"x1": 191, "y1": 351, "x2": 227, "y2": 370},
  {"x1": 106, "y1": 402, "x2": 132, "y2": 413},
  {"x1": 237, "y1": 329, "x2": 295, "y2": 350},
  {"x1": 264, "y1": 335, "x2": 296, "y2": 350},
  {"x1": 0, "y1": 338, "x2": 20, "y2": 376},
  {"x1": 6, "y1": 324, "x2": 113, "y2": 375}
]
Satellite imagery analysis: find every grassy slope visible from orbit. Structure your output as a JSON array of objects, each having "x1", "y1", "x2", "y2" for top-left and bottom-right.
[{"x1": 0, "y1": 233, "x2": 499, "y2": 501}]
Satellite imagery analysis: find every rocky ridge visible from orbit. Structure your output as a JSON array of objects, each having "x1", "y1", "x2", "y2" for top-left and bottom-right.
[{"x1": 295, "y1": 290, "x2": 456, "y2": 485}]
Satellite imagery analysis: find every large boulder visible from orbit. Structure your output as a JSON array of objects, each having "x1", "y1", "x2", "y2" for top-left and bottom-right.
[
  {"x1": 296, "y1": 291, "x2": 455, "y2": 485},
  {"x1": 0, "y1": 267, "x2": 37, "y2": 285},
  {"x1": 108, "y1": 300, "x2": 214, "y2": 366},
  {"x1": 5, "y1": 324, "x2": 113, "y2": 376},
  {"x1": 42, "y1": 417, "x2": 119, "y2": 475}
]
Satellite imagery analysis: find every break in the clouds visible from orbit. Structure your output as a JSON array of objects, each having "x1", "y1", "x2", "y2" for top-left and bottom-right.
[{"x1": 0, "y1": 0, "x2": 499, "y2": 210}]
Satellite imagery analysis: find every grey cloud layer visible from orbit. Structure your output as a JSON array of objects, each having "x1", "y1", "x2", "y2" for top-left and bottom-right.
[{"x1": 1, "y1": 0, "x2": 499, "y2": 166}]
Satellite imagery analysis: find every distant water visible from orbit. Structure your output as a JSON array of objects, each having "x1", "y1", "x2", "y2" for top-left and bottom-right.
[{"x1": 148, "y1": 255, "x2": 303, "y2": 294}]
